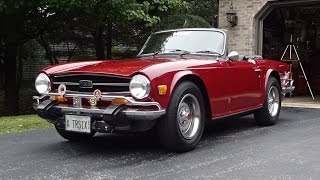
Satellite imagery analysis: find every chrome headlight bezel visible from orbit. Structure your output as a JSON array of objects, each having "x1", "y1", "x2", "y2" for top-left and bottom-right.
[
  {"x1": 35, "y1": 73, "x2": 51, "y2": 94},
  {"x1": 129, "y1": 74, "x2": 151, "y2": 100}
]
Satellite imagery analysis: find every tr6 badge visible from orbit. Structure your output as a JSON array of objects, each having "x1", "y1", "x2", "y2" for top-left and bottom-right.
[{"x1": 79, "y1": 80, "x2": 93, "y2": 88}]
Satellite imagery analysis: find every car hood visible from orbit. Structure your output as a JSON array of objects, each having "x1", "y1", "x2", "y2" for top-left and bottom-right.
[
  {"x1": 42, "y1": 57, "x2": 218, "y2": 78},
  {"x1": 42, "y1": 58, "x2": 174, "y2": 77}
]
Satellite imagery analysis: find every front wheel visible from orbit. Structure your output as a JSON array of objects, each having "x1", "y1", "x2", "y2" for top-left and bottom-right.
[
  {"x1": 55, "y1": 125, "x2": 96, "y2": 142},
  {"x1": 157, "y1": 81, "x2": 205, "y2": 152},
  {"x1": 254, "y1": 77, "x2": 281, "y2": 126}
]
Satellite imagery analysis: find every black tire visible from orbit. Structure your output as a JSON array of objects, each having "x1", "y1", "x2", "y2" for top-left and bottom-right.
[
  {"x1": 55, "y1": 125, "x2": 96, "y2": 142},
  {"x1": 254, "y1": 77, "x2": 281, "y2": 126},
  {"x1": 157, "y1": 81, "x2": 205, "y2": 152}
]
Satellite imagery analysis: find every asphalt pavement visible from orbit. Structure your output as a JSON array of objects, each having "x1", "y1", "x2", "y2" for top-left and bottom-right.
[{"x1": 1, "y1": 107, "x2": 320, "y2": 180}]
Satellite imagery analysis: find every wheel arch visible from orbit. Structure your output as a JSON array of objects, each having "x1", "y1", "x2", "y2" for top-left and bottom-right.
[
  {"x1": 255, "y1": 69, "x2": 282, "y2": 126},
  {"x1": 265, "y1": 69, "x2": 281, "y2": 87},
  {"x1": 263, "y1": 69, "x2": 281, "y2": 99},
  {"x1": 170, "y1": 73, "x2": 212, "y2": 120}
]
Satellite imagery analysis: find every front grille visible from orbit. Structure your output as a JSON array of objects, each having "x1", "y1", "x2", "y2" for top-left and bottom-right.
[{"x1": 51, "y1": 74, "x2": 131, "y2": 93}]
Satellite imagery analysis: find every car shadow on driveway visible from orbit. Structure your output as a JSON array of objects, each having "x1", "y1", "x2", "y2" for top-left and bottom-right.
[
  {"x1": 40, "y1": 114, "x2": 288, "y2": 156},
  {"x1": 32, "y1": 107, "x2": 301, "y2": 159}
]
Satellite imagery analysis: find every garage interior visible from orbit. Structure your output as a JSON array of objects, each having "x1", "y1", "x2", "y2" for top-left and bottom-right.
[{"x1": 262, "y1": 4, "x2": 320, "y2": 105}]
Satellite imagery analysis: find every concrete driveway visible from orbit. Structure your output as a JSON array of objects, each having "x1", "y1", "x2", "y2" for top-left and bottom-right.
[
  {"x1": 0, "y1": 107, "x2": 320, "y2": 180},
  {"x1": 282, "y1": 96, "x2": 320, "y2": 109}
]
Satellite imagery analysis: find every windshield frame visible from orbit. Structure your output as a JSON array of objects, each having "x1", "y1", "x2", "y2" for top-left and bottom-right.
[{"x1": 137, "y1": 28, "x2": 227, "y2": 58}]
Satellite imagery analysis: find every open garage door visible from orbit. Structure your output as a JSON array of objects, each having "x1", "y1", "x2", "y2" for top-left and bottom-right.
[{"x1": 256, "y1": 1, "x2": 320, "y2": 102}]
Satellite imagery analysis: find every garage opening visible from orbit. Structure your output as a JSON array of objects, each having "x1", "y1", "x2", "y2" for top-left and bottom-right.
[{"x1": 262, "y1": 4, "x2": 320, "y2": 106}]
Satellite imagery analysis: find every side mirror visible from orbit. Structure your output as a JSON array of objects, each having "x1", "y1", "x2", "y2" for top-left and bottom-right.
[{"x1": 228, "y1": 51, "x2": 239, "y2": 61}]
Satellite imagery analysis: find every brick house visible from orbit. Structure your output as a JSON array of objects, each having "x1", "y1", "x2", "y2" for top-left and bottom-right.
[{"x1": 219, "y1": 0, "x2": 320, "y2": 96}]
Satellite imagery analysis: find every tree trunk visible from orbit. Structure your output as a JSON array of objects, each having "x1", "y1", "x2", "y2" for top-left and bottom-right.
[
  {"x1": 67, "y1": 43, "x2": 77, "y2": 62},
  {"x1": 3, "y1": 43, "x2": 18, "y2": 115},
  {"x1": 37, "y1": 35, "x2": 59, "y2": 65},
  {"x1": 106, "y1": 22, "x2": 112, "y2": 59},
  {"x1": 94, "y1": 24, "x2": 106, "y2": 60},
  {"x1": 16, "y1": 45, "x2": 23, "y2": 106}
]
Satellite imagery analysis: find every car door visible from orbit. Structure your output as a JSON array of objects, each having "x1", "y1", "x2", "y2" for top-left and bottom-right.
[
  {"x1": 227, "y1": 60, "x2": 262, "y2": 111},
  {"x1": 203, "y1": 60, "x2": 232, "y2": 117}
]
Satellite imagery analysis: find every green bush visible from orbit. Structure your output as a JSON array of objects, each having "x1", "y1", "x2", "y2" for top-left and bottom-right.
[{"x1": 112, "y1": 47, "x2": 139, "y2": 59}]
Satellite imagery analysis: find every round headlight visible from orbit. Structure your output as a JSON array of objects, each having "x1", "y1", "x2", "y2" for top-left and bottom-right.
[
  {"x1": 129, "y1": 75, "x2": 151, "y2": 100},
  {"x1": 35, "y1": 73, "x2": 51, "y2": 94}
]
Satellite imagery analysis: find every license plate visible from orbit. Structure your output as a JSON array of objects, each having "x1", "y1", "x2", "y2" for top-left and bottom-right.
[{"x1": 65, "y1": 115, "x2": 91, "y2": 134}]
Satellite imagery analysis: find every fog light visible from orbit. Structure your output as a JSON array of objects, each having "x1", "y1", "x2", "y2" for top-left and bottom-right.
[
  {"x1": 158, "y1": 85, "x2": 167, "y2": 95},
  {"x1": 112, "y1": 98, "x2": 128, "y2": 105},
  {"x1": 55, "y1": 96, "x2": 66, "y2": 103}
]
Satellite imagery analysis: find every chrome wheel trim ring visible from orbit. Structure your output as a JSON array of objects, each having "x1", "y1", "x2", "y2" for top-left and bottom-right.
[
  {"x1": 177, "y1": 94, "x2": 201, "y2": 140},
  {"x1": 268, "y1": 86, "x2": 280, "y2": 117}
]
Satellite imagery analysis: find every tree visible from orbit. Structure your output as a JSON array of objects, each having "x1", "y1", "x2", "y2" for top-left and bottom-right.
[
  {"x1": 153, "y1": 14, "x2": 212, "y2": 32},
  {"x1": 0, "y1": 0, "x2": 43, "y2": 115},
  {"x1": 0, "y1": 0, "x2": 187, "y2": 115},
  {"x1": 186, "y1": 0, "x2": 219, "y2": 27},
  {"x1": 70, "y1": 0, "x2": 188, "y2": 59}
]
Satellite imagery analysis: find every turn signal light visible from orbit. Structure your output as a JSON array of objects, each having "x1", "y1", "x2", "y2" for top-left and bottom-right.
[
  {"x1": 158, "y1": 85, "x2": 168, "y2": 95},
  {"x1": 55, "y1": 96, "x2": 66, "y2": 103},
  {"x1": 111, "y1": 98, "x2": 128, "y2": 105}
]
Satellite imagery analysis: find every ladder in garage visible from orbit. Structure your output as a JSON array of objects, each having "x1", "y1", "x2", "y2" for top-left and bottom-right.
[{"x1": 280, "y1": 35, "x2": 315, "y2": 101}]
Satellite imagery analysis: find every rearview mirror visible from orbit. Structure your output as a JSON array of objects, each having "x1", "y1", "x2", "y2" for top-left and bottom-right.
[{"x1": 228, "y1": 51, "x2": 239, "y2": 61}]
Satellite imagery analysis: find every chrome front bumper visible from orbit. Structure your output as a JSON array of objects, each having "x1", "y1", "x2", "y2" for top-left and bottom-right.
[
  {"x1": 33, "y1": 92, "x2": 166, "y2": 132},
  {"x1": 34, "y1": 91, "x2": 163, "y2": 110},
  {"x1": 282, "y1": 86, "x2": 295, "y2": 94}
]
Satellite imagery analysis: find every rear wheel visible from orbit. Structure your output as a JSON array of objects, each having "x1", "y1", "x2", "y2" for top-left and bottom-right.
[
  {"x1": 157, "y1": 81, "x2": 205, "y2": 152},
  {"x1": 254, "y1": 77, "x2": 281, "y2": 126},
  {"x1": 55, "y1": 125, "x2": 96, "y2": 142}
]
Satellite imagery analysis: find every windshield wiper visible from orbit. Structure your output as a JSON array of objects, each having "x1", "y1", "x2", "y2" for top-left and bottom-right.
[
  {"x1": 152, "y1": 49, "x2": 191, "y2": 57},
  {"x1": 150, "y1": 50, "x2": 220, "y2": 57},
  {"x1": 167, "y1": 49, "x2": 191, "y2": 56},
  {"x1": 195, "y1": 50, "x2": 222, "y2": 56},
  {"x1": 152, "y1": 51, "x2": 162, "y2": 57}
]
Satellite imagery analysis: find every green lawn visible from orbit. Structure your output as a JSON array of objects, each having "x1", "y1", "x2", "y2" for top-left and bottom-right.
[{"x1": 0, "y1": 115, "x2": 53, "y2": 134}]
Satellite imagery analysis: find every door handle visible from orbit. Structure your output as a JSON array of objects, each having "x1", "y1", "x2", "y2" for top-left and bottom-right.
[{"x1": 254, "y1": 68, "x2": 262, "y2": 72}]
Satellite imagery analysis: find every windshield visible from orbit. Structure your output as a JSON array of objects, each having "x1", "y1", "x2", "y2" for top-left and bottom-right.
[{"x1": 139, "y1": 30, "x2": 225, "y2": 56}]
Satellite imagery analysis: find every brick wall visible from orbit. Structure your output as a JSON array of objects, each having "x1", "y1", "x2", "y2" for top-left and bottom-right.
[
  {"x1": 0, "y1": 40, "x2": 95, "y2": 115},
  {"x1": 219, "y1": 0, "x2": 271, "y2": 55}
]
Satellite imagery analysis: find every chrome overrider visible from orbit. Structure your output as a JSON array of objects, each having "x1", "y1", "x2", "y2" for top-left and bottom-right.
[
  {"x1": 281, "y1": 72, "x2": 295, "y2": 97},
  {"x1": 282, "y1": 83, "x2": 295, "y2": 95},
  {"x1": 33, "y1": 91, "x2": 166, "y2": 132}
]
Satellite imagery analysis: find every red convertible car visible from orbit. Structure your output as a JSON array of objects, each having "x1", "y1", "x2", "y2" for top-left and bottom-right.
[{"x1": 34, "y1": 28, "x2": 294, "y2": 152}]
